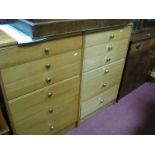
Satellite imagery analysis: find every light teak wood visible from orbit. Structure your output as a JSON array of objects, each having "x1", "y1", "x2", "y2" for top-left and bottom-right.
[
  {"x1": 0, "y1": 35, "x2": 82, "y2": 70},
  {"x1": 0, "y1": 24, "x2": 132, "y2": 134},
  {"x1": 83, "y1": 39, "x2": 129, "y2": 72},
  {"x1": 80, "y1": 25, "x2": 132, "y2": 119},
  {"x1": 1, "y1": 50, "x2": 81, "y2": 100},
  {"x1": 8, "y1": 76, "x2": 80, "y2": 135},
  {"x1": 80, "y1": 84, "x2": 119, "y2": 118},
  {"x1": 81, "y1": 59, "x2": 125, "y2": 102},
  {"x1": 85, "y1": 25, "x2": 131, "y2": 47}
]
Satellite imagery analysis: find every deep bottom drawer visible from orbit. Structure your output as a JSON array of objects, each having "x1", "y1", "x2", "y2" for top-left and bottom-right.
[
  {"x1": 80, "y1": 84, "x2": 119, "y2": 119},
  {"x1": 8, "y1": 76, "x2": 80, "y2": 135}
]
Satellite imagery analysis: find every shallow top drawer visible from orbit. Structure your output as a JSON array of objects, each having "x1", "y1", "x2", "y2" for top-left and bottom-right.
[
  {"x1": 0, "y1": 35, "x2": 82, "y2": 70},
  {"x1": 85, "y1": 25, "x2": 132, "y2": 47},
  {"x1": 83, "y1": 39, "x2": 129, "y2": 72}
]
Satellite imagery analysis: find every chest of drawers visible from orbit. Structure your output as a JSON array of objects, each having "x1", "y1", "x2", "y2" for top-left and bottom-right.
[
  {"x1": 80, "y1": 25, "x2": 132, "y2": 119},
  {"x1": 0, "y1": 23, "x2": 132, "y2": 134},
  {"x1": 0, "y1": 34, "x2": 82, "y2": 134}
]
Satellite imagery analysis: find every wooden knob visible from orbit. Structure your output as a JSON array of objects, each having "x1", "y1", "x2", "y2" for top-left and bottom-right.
[
  {"x1": 45, "y1": 64, "x2": 51, "y2": 69},
  {"x1": 48, "y1": 92, "x2": 53, "y2": 97},
  {"x1": 44, "y1": 47, "x2": 50, "y2": 54},
  {"x1": 48, "y1": 108, "x2": 54, "y2": 113},
  {"x1": 106, "y1": 58, "x2": 111, "y2": 62},
  {"x1": 46, "y1": 77, "x2": 52, "y2": 83},
  {"x1": 104, "y1": 69, "x2": 109, "y2": 74},
  {"x1": 102, "y1": 83, "x2": 107, "y2": 87},
  {"x1": 49, "y1": 125, "x2": 54, "y2": 130},
  {"x1": 107, "y1": 46, "x2": 112, "y2": 51},
  {"x1": 109, "y1": 34, "x2": 114, "y2": 39},
  {"x1": 100, "y1": 99, "x2": 104, "y2": 104}
]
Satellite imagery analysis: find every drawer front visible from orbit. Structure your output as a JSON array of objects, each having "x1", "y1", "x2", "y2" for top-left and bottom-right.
[
  {"x1": 130, "y1": 38, "x2": 155, "y2": 55},
  {"x1": 81, "y1": 59, "x2": 125, "y2": 102},
  {"x1": 81, "y1": 84, "x2": 119, "y2": 118},
  {"x1": 8, "y1": 76, "x2": 80, "y2": 134},
  {"x1": 85, "y1": 26, "x2": 131, "y2": 47},
  {"x1": 83, "y1": 39, "x2": 129, "y2": 72},
  {"x1": 1, "y1": 50, "x2": 81, "y2": 100},
  {"x1": 0, "y1": 35, "x2": 82, "y2": 69},
  {"x1": 131, "y1": 30, "x2": 155, "y2": 42}
]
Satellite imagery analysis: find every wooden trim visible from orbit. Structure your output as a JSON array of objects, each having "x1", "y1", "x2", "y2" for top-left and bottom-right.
[
  {"x1": 11, "y1": 19, "x2": 131, "y2": 38},
  {"x1": 76, "y1": 33, "x2": 85, "y2": 127}
]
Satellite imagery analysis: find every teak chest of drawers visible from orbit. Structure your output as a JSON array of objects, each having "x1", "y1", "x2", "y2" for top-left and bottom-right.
[
  {"x1": 80, "y1": 25, "x2": 131, "y2": 119},
  {"x1": 0, "y1": 34, "x2": 82, "y2": 134},
  {"x1": 0, "y1": 24, "x2": 132, "y2": 134}
]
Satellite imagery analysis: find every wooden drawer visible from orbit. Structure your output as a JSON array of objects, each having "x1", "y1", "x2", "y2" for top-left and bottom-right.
[
  {"x1": 8, "y1": 76, "x2": 80, "y2": 134},
  {"x1": 131, "y1": 29, "x2": 155, "y2": 42},
  {"x1": 81, "y1": 59, "x2": 125, "y2": 102},
  {"x1": 0, "y1": 35, "x2": 82, "y2": 70},
  {"x1": 1, "y1": 50, "x2": 81, "y2": 100},
  {"x1": 85, "y1": 25, "x2": 131, "y2": 47},
  {"x1": 81, "y1": 84, "x2": 119, "y2": 118},
  {"x1": 83, "y1": 39, "x2": 129, "y2": 72},
  {"x1": 130, "y1": 38, "x2": 155, "y2": 55}
]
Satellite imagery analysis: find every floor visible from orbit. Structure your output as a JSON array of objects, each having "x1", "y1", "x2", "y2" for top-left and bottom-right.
[{"x1": 66, "y1": 82, "x2": 155, "y2": 135}]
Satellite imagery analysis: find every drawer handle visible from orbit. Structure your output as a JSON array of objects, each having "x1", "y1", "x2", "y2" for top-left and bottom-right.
[
  {"x1": 146, "y1": 33, "x2": 151, "y2": 38},
  {"x1": 109, "y1": 34, "x2": 114, "y2": 39},
  {"x1": 45, "y1": 64, "x2": 51, "y2": 69},
  {"x1": 106, "y1": 58, "x2": 111, "y2": 62},
  {"x1": 48, "y1": 108, "x2": 54, "y2": 113},
  {"x1": 135, "y1": 44, "x2": 141, "y2": 49},
  {"x1": 49, "y1": 125, "x2": 54, "y2": 130},
  {"x1": 104, "y1": 69, "x2": 109, "y2": 74},
  {"x1": 46, "y1": 77, "x2": 52, "y2": 83},
  {"x1": 48, "y1": 92, "x2": 53, "y2": 97},
  {"x1": 99, "y1": 99, "x2": 105, "y2": 104},
  {"x1": 102, "y1": 83, "x2": 107, "y2": 88},
  {"x1": 44, "y1": 47, "x2": 50, "y2": 54},
  {"x1": 107, "y1": 46, "x2": 113, "y2": 51}
]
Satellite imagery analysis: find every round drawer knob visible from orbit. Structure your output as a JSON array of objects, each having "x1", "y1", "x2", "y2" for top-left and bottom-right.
[
  {"x1": 104, "y1": 69, "x2": 109, "y2": 74},
  {"x1": 106, "y1": 58, "x2": 111, "y2": 62},
  {"x1": 100, "y1": 99, "x2": 104, "y2": 104},
  {"x1": 48, "y1": 92, "x2": 53, "y2": 97},
  {"x1": 50, "y1": 125, "x2": 54, "y2": 130},
  {"x1": 45, "y1": 64, "x2": 51, "y2": 69},
  {"x1": 48, "y1": 108, "x2": 54, "y2": 113},
  {"x1": 108, "y1": 46, "x2": 112, "y2": 51},
  {"x1": 46, "y1": 77, "x2": 52, "y2": 83},
  {"x1": 44, "y1": 47, "x2": 50, "y2": 54},
  {"x1": 102, "y1": 83, "x2": 107, "y2": 87},
  {"x1": 109, "y1": 34, "x2": 114, "y2": 39}
]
